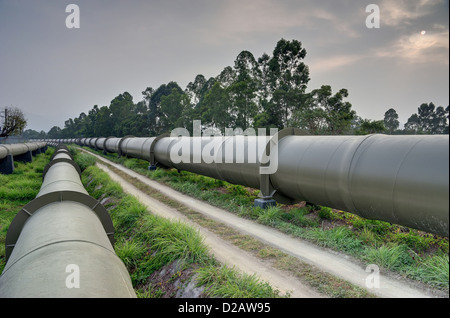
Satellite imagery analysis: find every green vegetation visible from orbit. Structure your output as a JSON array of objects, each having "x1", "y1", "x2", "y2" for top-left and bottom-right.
[
  {"x1": 23, "y1": 39, "x2": 448, "y2": 140},
  {"x1": 72, "y1": 151, "x2": 97, "y2": 171},
  {"x1": 2, "y1": 146, "x2": 446, "y2": 297},
  {"x1": 196, "y1": 265, "x2": 281, "y2": 298},
  {"x1": 88, "y1": 148, "x2": 449, "y2": 292},
  {"x1": 75, "y1": 152, "x2": 283, "y2": 298},
  {"x1": 0, "y1": 148, "x2": 54, "y2": 273},
  {"x1": 404, "y1": 102, "x2": 449, "y2": 135},
  {"x1": 0, "y1": 148, "x2": 283, "y2": 298},
  {"x1": 93, "y1": 154, "x2": 375, "y2": 298}
]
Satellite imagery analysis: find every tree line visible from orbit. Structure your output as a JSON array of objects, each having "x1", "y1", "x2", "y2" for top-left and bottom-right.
[{"x1": 23, "y1": 39, "x2": 449, "y2": 139}]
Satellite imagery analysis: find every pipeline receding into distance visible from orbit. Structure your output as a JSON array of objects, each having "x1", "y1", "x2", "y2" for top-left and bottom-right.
[
  {"x1": 0, "y1": 142, "x2": 47, "y2": 174},
  {"x1": 43, "y1": 129, "x2": 449, "y2": 237},
  {"x1": 0, "y1": 144, "x2": 136, "y2": 298}
]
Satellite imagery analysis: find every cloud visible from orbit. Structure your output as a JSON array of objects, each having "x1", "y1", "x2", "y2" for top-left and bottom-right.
[
  {"x1": 199, "y1": 0, "x2": 364, "y2": 46},
  {"x1": 0, "y1": 0, "x2": 447, "y2": 132},
  {"x1": 379, "y1": 0, "x2": 444, "y2": 27},
  {"x1": 376, "y1": 28, "x2": 449, "y2": 64},
  {"x1": 309, "y1": 54, "x2": 366, "y2": 74}
]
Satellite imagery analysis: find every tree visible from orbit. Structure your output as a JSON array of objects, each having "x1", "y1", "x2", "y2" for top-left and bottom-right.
[
  {"x1": 384, "y1": 108, "x2": 399, "y2": 134},
  {"x1": 130, "y1": 101, "x2": 150, "y2": 136},
  {"x1": 62, "y1": 118, "x2": 76, "y2": 138},
  {"x1": 267, "y1": 39, "x2": 310, "y2": 128},
  {"x1": 229, "y1": 51, "x2": 260, "y2": 130},
  {"x1": 417, "y1": 102, "x2": 436, "y2": 133},
  {"x1": 201, "y1": 81, "x2": 233, "y2": 130},
  {"x1": 303, "y1": 85, "x2": 355, "y2": 135},
  {"x1": 355, "y1": 119, "x2": 386, "y2": 135},
  {"x1": 216, "y1": 66, "x2": 236, "y2": 88},
  {"x1": 0, "y1": 106, "x2": 27, "y2": 137},
  {"x1": 404, "y1": 102, "x2": 448, "y2": 134},
  {"x1": 187, "y1": 75, "x2": 217, "y2": 125},
  {"x1": 159, "y1": 88, "x2": 191, "y2": 132},
  {"x1": 444, "y1": 106, "x2": 449, "y2": 134},
  {"x1": 294, "y1": 93, "x2": 327, "y2": 134},
  {"x1": 47, "y1": 126, "x2": 62, "y2": 139},
  {"x1": 185, "y1": 74, "x2": 208, "y2": 107},
  {"x1": 253, "y1": 100, "x2": 284, "y2": 131},
  {"x1": 143, "y1": 82, "x2": 183, "y2": 135},
  {"x1": 252, "y1": 52, "x2": 286, "y2": 131},
  {"x1": 94, "y1": 106, "x2": 113, "y2": 137},
  {"x1": 432, "y1": 106, "x2": 448, "y2": 134},
  {"x1": 84, "y1": 105, "x2": 100, "y2": 137},
  {"x1": 22, "y1": 129, "x2": 47, "y2": 139},
  {"x1": 404, "y1": 113, "x2": 421, "y2": 133},
  {"x1": 109, "y1": 92, "x2": 135, "y2": 136}
]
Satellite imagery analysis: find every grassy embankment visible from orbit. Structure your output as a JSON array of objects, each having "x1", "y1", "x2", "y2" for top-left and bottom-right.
[
  {"x1": 79, "y1": 145, "x2": 449, "y2": 293},
  {"x1": 0, "y1": 148, "x2": 283, "y2": 298},
  {"x1": 77, "y1": 151, "x2": 285, "y2": 297},
  {"x1": 0, "y1": 151, "x2": 50, "y2": 274},
  {"x1": 2, "y1": 145, "x2": 447, "y2": 297}
]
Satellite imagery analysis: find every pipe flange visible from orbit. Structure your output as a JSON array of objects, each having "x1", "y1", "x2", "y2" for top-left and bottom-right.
[
  {"x1": 49, "y1": 148, "x2": 73, "y2": 161},
  {"x1": 0, "y1": 144, "x2": 11, "y2": 156},
  {"x1": 149, "y1": 133, "x2": 169, "y2": 166},
  {"x1": 259, "y1": 127, "x2": 309, "y2": 205},
  {"x1": 93, "y1": 138, "x2": 100, "y2": 150},
  {"x1": 118, "y1": 135, "x2": 134, "y2": 157},
  {"x1": 102, "y1": 136, "x2": 116, "y2": 154},
  {"x1": 42, "y1": 158, "x2": 82, "y2": 180},
  {"x1": 5, "y1": 190, "x2": 115, "y2": 261}
]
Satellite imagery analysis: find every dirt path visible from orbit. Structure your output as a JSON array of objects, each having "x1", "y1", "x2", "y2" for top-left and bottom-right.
[
  {"x1": 96, "y1": 162, "x2": 322, "y2": 298},
  {"x1": 86, "y1": 150, "x2": 436, "y2": 298}
]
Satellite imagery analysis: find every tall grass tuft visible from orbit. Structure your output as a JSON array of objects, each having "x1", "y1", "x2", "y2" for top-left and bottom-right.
[
  {"x1": 408, "y1": 254, "x2": 449, "y2": 290},
  {"x1": 140, "y1": 215, "x2": 210, "y2": 265},
  {"x1": 115, "y1": 239, "x2": 147, "y2": 268},
  {"x1": 257, "y1": 206, "x2": 283, "y2": 226},
  {"x1": 362, "y1": 244, "x2": 414, "y2": 271},
  {"x1": 196, "y1": 264, "x2": 282, "y2": 298}
]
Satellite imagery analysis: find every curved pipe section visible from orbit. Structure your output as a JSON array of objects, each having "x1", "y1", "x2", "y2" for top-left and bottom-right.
[
  {"x1": 51, "y1": 133, "x2": 449, "y2": 237},
  {"x1": 0, "y1": 145, "x2": 136, "y2": 298}
]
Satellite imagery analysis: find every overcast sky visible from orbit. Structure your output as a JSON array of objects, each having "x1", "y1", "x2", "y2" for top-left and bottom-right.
[{"x1": 0, "y1": 0, "x2": 448, "y2": 132}]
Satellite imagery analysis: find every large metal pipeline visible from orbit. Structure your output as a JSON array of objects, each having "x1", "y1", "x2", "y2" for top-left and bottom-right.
[
  {"x1": 0, "y1": 145, "x2": 136, "y2": 298},
  {"x1": 0, "y1": 142, "x2": 47, "y2": 174},
  {"x1": 48, "y1": 131, "x2": 449, "y2": 237},
  {"x1": 270, "y1": 134, "x2": 448, "y2": 237}
]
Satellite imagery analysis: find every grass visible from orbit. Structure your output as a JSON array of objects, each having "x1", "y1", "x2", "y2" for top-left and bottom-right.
[
  {"x1": 79, "y1": 146, "x2": 448, "y2": 293},
  {"x1": 410, "y1": 254, "x2": 449, "y2": 289},
  {"x1": 115, "y1": 239, "x2": 147, "y2": 268},
  {"x1": 75, "y1": 152, "x2": 283, "y2": 298},
  {"x1": 0, "y1": 147, "x2": 283, "y2": 298},
  {"x1": 257, "y1": 206, "x2": 283, "y2": 226},
  {"x1": 0, "y1": 148, "x2": 55, "y2": 273},
  {"x1": 363, "y1": 244, "x2": 414, "y2": 271},
  {"x1": 96, "y1": 157, "x2": 377, "y2": 298},
  {"x1": 196, "y1": 264, "x2": 280, "y2": 298},
  {"x1": 281, "y1": 206, "x2": 320, "y2": 228},
  {"x1": 73, "y1": 151, "x2": 97, "y2": 171}
]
